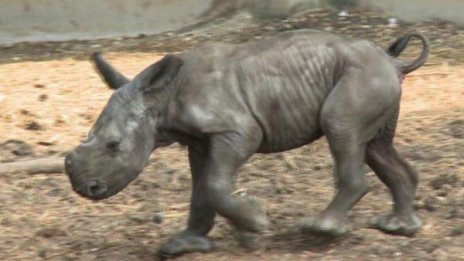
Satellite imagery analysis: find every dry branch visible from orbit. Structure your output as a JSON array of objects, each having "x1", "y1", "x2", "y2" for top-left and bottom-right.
[
  {"x1": 0, "y1": 157, "x2": 64, "y2": 174},
  {"x1": 408, "y1": 72, "x2": 451, "y2": 77}
]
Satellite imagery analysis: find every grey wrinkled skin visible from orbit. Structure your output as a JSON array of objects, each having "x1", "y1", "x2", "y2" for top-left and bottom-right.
[{"x1": 64, "y1": 29, "x2": 430, "y2": 258}]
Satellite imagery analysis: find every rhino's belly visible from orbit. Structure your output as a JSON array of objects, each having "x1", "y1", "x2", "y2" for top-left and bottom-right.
[{"x1": 256, "y1": 109, "x2": 323, "y2": 153}]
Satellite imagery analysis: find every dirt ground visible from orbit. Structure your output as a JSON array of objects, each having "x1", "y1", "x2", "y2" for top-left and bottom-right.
[{"x1": 0, "y1": 8, "x2": 463, "y2": 261}]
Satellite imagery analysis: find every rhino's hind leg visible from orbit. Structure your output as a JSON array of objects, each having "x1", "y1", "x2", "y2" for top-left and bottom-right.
[
  {"x1": 301, "y1": 67, "x2": 401, "y2": 236},
  {"x1": 366, "y1": 136, "x2": 422, "y2": 236},
  {"x1": 300, "y1": 133, "x2": 369, "y2": 236},
  {"x1": 301, "y1": 112, "x2": 373, "y2": 235}
]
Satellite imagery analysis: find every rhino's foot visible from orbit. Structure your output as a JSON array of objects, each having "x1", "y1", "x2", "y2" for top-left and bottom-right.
[
  {"x1": 228, "y1": 196, "x2": 269, "y2": 249},
  {"x1": 369, "y1": 213, "x2": 422, "y2": 236},
  {"x1": 157, "y1": 232, "x2": 214, "y2": 259},
  {"x1": 229, "y1": 196, "x2": 269, "y2": 232},
  {"x1": 298, "y1": 215, "x2": 352, "y2": 237},
  {"x1": 233, "y1": 230, "x2": 265, "y2": 250}
]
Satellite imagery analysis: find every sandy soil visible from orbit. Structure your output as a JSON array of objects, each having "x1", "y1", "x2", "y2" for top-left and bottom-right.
[{"x1": 0, "y1": 8, "x2": 463, "y2": 261}]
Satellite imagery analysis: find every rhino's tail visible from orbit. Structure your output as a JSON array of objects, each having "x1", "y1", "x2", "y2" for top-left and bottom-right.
[{"x1": 387, "y1": 32, "x2": 430, "y2": 75}]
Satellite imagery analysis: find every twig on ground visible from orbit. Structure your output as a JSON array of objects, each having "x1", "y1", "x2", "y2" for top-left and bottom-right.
[{"x1": 0, "y1": 157, "x2": 64, "y2": 174}]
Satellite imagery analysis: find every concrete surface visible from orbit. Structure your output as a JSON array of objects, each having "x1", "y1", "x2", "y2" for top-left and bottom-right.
[
  {"x1": 0, "y1": 0, "x2": 213, "y2": 45},
  {"x1": 1, "y1": 0, "x2": 464, "y2": 45}
]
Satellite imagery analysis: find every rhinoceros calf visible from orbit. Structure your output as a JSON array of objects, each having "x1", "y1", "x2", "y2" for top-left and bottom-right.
[{"x1": 65, "y1": 29, "x2": 429, "y2": 257}]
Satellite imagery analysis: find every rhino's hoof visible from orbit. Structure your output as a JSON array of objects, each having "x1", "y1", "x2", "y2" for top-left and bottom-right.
[
  {"x1": 233, "y1": 230, "x2": 266, "y2": 250},
  {"x1": 230, "y1": 196, "x2": 269, "y2": 233},
  {"x1": 369, "y1": 213, "x2": 422, "y2": 237},
  {"x1": 298, "y1": 216, "x2": 352, "y2": 237},
  {"x1": 156, "y1": 234, "x2": 214, "y2": 259}
]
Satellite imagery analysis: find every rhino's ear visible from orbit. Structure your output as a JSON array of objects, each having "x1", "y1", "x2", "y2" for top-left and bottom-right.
[
  {"x1": 134, "y1": 54, "x2": 183, "y2": 92},
  {"x1": 91, "y1": 52, "x2": 130, "y2": 90}
]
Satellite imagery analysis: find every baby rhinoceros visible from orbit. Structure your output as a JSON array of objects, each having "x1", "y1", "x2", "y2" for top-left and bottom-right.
[{"x1": 65, "y1": 29, "x2": 430, "y2": 258}]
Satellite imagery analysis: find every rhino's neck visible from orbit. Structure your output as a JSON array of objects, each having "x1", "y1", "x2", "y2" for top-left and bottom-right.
[{"x1": 149, "y1": 83, "x2": 182, "y2": 148}]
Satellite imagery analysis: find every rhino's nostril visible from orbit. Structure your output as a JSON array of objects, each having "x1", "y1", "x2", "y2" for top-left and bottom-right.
[{"x1": 86, "y1": 180, "x2": 108, "y2": 198}]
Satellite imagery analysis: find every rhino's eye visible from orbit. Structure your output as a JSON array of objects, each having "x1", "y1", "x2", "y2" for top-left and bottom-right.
[{"x1": 106, "y1": 141, "x2": 120, "y2": 152}]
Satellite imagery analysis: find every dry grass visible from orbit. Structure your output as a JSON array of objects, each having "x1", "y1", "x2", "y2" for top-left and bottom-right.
[{"x1": 0, "y1": 53, "x2": 164, "y2": 155}]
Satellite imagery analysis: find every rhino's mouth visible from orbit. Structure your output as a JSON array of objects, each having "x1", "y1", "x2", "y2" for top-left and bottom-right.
[{"x1": 70, "y1": 178, "x2": 109, "y2": 200}]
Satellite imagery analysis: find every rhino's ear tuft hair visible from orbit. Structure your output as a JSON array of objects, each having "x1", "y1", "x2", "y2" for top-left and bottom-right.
[
  {"x1": 91, "y1": 52, "x2": 130, "y2": 90},
  {"x1": 135, "y1": 54, "x2": 183, "y2": 92}
]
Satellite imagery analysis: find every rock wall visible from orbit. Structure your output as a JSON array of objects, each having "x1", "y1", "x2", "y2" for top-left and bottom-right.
[{"x1": 359, "y1": 0, "x2": 464, "y2": 24}]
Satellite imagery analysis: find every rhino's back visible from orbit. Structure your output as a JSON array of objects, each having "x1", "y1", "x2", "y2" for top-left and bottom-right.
[
  {"x1": 175, "y1": 30, "x2": 367, "y2": 152},
  {"x1": 231, "y1": 30, "x2": 346, "y2": 152}
]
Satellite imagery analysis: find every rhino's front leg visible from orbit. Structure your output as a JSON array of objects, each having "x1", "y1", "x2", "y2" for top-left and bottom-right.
[
  {"x1": 157, "y1": 146, "x2": 216, "y2": 258},
  {"x1": 205, "y1": 133, "x2": 268, "y2": 247},
  {"x1": 158, "y1": 131, "x2": 266, "y2": 258}
]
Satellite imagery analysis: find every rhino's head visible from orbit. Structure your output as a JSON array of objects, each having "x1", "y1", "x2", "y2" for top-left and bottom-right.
[{"x1": 65, "y1": 53, "x2": 183, "y2": 200}]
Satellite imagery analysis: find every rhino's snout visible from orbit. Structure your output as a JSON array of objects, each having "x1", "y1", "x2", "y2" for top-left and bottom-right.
[
  {"x1": 64, "y1": 152, "x2": 74, "y2": 176},
  {"x1": 65, "y1": 150, "x2": 108, "y2": 200},
  {"x1": 64, "y1": 150, "x2": 84, "y2": 178},
  {"x1": 65, "y1": 144, "x2": 145, "y2": 200}
]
